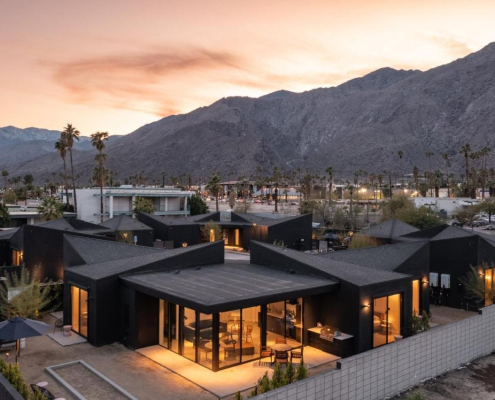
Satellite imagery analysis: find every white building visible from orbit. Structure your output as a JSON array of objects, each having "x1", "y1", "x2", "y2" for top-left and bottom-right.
[
  {"x1": 413, "y1": 197, "x2": 481, "y2": 216},
  {"x1": 63, "y1": 186, "x2": 194, "y2": 224}
]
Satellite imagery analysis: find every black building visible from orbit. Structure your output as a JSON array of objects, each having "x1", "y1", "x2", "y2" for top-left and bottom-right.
[
  {"x1": 137, "y1": 211, "x2": 312, "y2": 251},
  {"x1": 362, "y1": 219, "x2": 419, "y2": 245},
  {"x1": 63, "y1": 237, "x2": 422, "y2": 371},
  {"x1": 100, "y1": 214, "x2": 154, "y2": 247}
]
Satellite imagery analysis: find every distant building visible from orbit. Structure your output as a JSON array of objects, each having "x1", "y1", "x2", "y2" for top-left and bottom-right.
[
  {"x1": 413, "y1": 197, "x2": 481, "y2": 217},
  {"x1": 63, "y1": 186, "x2": 194, "y2": 223}
]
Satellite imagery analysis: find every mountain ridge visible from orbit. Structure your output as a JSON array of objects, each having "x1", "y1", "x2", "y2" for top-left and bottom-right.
[{"x1": 2, "y1": 42, "x2": 495, "y2": 181}]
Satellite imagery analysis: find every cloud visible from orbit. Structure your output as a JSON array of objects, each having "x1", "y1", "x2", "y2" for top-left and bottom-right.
[
  {"x1": 430, "y1": 36, "x2": 472, "y2": 58},
  {"x1": 47, "y1": 46, "x2": 378, "y2": 117}
]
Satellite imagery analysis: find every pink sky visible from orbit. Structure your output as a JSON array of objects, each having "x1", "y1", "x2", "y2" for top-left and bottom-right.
[{"x1": 1, "y1": 0, "x2": 495, "y2": 136}]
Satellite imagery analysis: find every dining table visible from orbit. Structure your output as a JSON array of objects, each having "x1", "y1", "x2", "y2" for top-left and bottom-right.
[{"x1": 270, "y1": 343, "x2": 292, "y2": 352}]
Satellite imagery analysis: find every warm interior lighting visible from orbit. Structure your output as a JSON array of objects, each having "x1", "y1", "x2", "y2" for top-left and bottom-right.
[
  {"x1": 252, "y1": 223, "x2": 257, "y2": 227},
  {"x1": 182, "y1": 242, "x2": 188, "y2": 248},
  {"x1": 123, "y1": 233, "x2": 128, "y2": 238},
  {"x1": 362, "y1": 303, "x2": 370, "y2": 308},
  {"x1": 359, "y1": 188, "x2": 367, "y2": 193},
  {"x1": 422, "y1": 279, "x2": 428, "y2": 285}
]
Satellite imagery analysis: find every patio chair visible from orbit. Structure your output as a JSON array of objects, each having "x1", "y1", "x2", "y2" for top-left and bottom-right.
[
  {"x1": 291, "y1": 349, "x2": 303, "y2": 363},
  {"x1": 275, "y1": 350, "x2": 289, "y2": 366},
  {"x1": 259, "y1": 346, "x2": 273, "y2": 365},
  {"x1": 53, "y1": 318, "x2": 64, "y2": 334},
  {"x1": 245, "y1": 325, "x2": 253, "y2": 342},
  {"x1": 275, "y1": 337, "x2": 287, "y2": 344},
  {"x1": 231, "y1": 323, "x2": 241, "y2": 339},
  {"x1": 199, "y1": 340, "x2": 213, "y2": 361},
  {"x1": 31, "y1": 384, "x2": 56, "y2": 400}
]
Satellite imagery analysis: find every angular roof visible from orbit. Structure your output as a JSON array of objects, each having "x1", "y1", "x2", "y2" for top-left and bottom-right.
[
  {"x1": 231, "y1": 212, "x2": 308, "y2": 227},
  {"x1": 38, "y1": 218, "x2": 112, "y2": 234},
  {"x1": 430, "y1": 225, "x2": 476, "y2": 241},
  {"x1": 252, "y1": 242, "x2": 410, "y2": 287},
  {"x1": 64, "y1": 235, "x2": 163, "y2": 266},
  {"x1": 363, "y1": 219, "x2": 419, "y2": 239},
  {"x1": 0, "y1": 228, "x2": 18, "y2": 240},
  {"x1": 100, "y1": 215, "x2": 152, "y2": 231},
  {"x1": 137, "y1": 212, "x2": 202, "y2": 226},
  {"x1": 121, "y1": 261, "x2": 338, "y2": 313},
  {"x1": 318, "y1": 241, "x2": 428, "y2": 272},
  {"x1": 397, "y1": 224, "x2": 449, "y2": 241},
  {"x1": 66, "y1": 241, "x2": 218, "y2": 279}
]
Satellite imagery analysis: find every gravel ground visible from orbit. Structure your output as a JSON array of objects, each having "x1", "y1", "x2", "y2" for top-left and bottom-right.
[{"x1": 394, "y1": 353, "x2": 495, "y2": 400}]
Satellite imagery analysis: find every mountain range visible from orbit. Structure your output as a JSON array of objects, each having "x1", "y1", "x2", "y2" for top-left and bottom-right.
[{"x1": 2, "y1": 42, "x2": 495, "y2": 183}]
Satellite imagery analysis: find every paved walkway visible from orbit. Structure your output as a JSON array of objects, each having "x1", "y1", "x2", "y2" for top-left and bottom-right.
[{"x1": 12, "y1": 315, "x2": 215, "y2": 400}]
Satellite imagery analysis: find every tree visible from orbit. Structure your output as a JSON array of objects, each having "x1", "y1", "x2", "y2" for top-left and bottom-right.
[
  {"x1": 381, "y1": 195, "x2": 414, "y2": 220},
  {"x1": 37, "y1": 196, "x2": 64, "y2": 221},
  {"x1": 189, "y1": 194, "x2": 209, "y2": 215},
  {"x1": 0, "y1": 203, "x2": 10, "y2": 227},
  {"x1": 91, "y1": 131, "x2": 109, "y2": 222},
  {"x1": 397, "y1": 205, "x2": 442, "y2": 230},
  {"x1": 234, "y1": 199, "x2": 251, "y2": 214},
  {"x1": 1, "y1": 169, "x2": 8, "y2": 189},
  {"x1": 325, "y1": 167, "x2": 334, "y2": 202},
  {"x1": 200, "y1": 220, "x2": 222, "y2": 242},
  {"x1": 412, "y1": 166, "x2": 419, "y2": 193},
  {"x1": 270, "y1": 362, "x2": 285, "y2": 389},
  {"x1": 233, "y1": 392, "x2": 243, "y2": 400},
  {"x1": 398, "y1": 150, "x2": 404, "y2": 194},
  {"x1": 206, "y1": 173, "x2": 221, "y2": 212},
  {"x1": 459, "y1": 143, "x2": 471, "y2": 197},
  {"x1": 424, "y1": 151, "x2": 435, "y2": 197},
  {"x1": 62, "y1": 124, "x2": 81, "y2": 212},
  {"x1": 271, "y1": 167, "x2": 281, "y2": 212},
  {"x1": 479, "y1": 147, "x2": 491, "y2": 199},
  {"x1": 133, "y1": 196, "x2": 155, "y2": 216},
  {"x1": 458, "y1": 264, "x2": 495, "y2": 307},
  {"x1": 284, "y1": 361, "x2": 296, "y2": 384},
  {"x1": 452, "y1": 206, "x2": 478, "y2": 228},
  {"x1": 2, "y1": 190, "x2": 16, "y2": 205},
  {"x1": 23, "y1": 174, "x2": 34, "y2": 186},
  {"x1": 296, "y1": 359, "x2": 309, "y2": 381},
  {"x1": 55, "y1": 138, "x2": 70, "y2": 209},
  {"x1": 0, "y1": 268, "x2": 54, "y2": 319},
  {"x1": 477, "y1": 198, "x2": 495, "y2": 223},
  {"x1": 441, "y1": 153, "x2": 451, "y2": 198}
]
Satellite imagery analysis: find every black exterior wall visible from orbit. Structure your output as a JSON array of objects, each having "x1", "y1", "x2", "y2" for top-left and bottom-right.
[
  {"x1": 19, "y1": 226, "x2": 114, "y2": 281},
  {"x1": 0, "y1": 239, "x2": 11, "y2": 266},
  {"x1": 124, "y1": 229, "x2": 154, "y2": 247},
  {"x1": 63, "y1": 241, "x2": 224, "y2": 347},
  {"x1": 267, "y1": 214, "x2": 312, "y2": 250},
  {"x1": 137, "y1": 213, "x2": 200, "y2": 248}
]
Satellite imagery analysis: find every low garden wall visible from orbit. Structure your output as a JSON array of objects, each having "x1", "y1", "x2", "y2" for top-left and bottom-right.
[
  {"x1": 257, "y1": 304, "x2": 495, "y2": 400},
  {"x1": 0, "y1": 373, "x2": 24, "y2": 400}
]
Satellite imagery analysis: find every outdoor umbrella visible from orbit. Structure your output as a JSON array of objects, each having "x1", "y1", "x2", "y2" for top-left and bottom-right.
[{"x1": 0, "y1": 317, "x2": 50, "y2": 362}]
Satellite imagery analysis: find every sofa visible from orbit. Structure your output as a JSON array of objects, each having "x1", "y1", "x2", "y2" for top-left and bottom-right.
[{"x1": 183, "y1": 320, "x2": 227, "y2": 342}]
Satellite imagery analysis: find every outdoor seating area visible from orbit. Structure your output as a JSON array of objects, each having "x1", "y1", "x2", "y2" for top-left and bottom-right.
[{"x1": 137, "y1": 344, "x2": 339, "y2": 398}]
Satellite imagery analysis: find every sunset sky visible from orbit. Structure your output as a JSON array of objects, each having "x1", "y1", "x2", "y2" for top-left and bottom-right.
[{"x1": 2, "y1": 0, "x2": 495, "y2": 136}]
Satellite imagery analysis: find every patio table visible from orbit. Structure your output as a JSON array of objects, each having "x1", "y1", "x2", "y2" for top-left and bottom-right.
[{"x1": 271, "y1": 343, "x2": 292, "y2": 351}]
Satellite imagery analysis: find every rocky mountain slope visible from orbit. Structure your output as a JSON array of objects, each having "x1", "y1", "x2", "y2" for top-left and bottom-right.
[{"x1": 3, "y1": 43, "x2": 495, "y2": 182}]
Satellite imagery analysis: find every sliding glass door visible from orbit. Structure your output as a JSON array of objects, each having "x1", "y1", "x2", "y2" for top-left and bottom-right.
[
  {"x1": 71, "y1": 286, "x2": 88, "y2": 338},
  {"x1": 373, "y1": 293, "x2": 401, "y2": 348}
]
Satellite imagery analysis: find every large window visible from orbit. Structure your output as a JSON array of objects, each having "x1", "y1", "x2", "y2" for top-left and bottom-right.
[
  {"x1": 412, "y1": 280, "x2": 420, "y2": 316},
  {"x1": 198, "y1": 313, "x2": 214, "y2": 370},
  {"x1": 71, "y1": 286, "x2": 88, "y2": 338},
  {"x1": 373, "y1": 294, "x2": 401, "y2": 348},
  {"x1": 182, "y1": 307, "x2": 196, "y2": 361},
  {"x1": 266, "y1": 300, "x2": 302, "y2": 349},
  {"x1": 219, "y1": 310, "x2": 241, "y2": 368}
]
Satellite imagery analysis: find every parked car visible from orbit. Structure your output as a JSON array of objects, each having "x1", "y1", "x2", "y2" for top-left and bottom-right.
[
  {"x1": 485, "y1": 225, "x2": 495, "y2": 230},
  {"x1": 290, "y1": 202, "x2": 298, "y2": 206},
  {"x1": 449, "y1": 219, "x2": 461, "y2": 226},
  {"x1": 254, "y1": 199, "x2": 262, "y2": 204}
]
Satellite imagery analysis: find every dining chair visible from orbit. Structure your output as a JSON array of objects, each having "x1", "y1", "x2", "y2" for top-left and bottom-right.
[
  {"x1": 260, "y1": 346, "x2": 274, "y2": 365},
  {"x1": 275, "y1": 350, "x2": 288, "y2": 366},
  {"x1": 290, "y1": 349, "x2": 303, "y2": 363},
  {"x1": 275, "y1": 337, "x2": 287, "y2": 344},
  {"x1": 245, "y1": 325, "x2": 253, "y2": 342}
]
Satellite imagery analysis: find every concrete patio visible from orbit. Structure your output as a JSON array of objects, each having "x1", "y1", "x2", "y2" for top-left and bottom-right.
[{"x1": 137, "y1": 345, "x2": 339, "y2": 398}]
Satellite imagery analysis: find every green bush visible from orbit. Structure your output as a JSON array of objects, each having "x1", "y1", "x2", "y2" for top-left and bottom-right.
[
  {"x1": 296, "y1": 359, "x2": 309, "y2": 381},
  {"x1": 270, "y1": 362, "x2": 285, "y2": 389}
]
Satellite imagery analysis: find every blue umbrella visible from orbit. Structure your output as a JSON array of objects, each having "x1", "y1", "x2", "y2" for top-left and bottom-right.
[{"x1": 0, "y1": 317, "x2": 50, "y2": 362}]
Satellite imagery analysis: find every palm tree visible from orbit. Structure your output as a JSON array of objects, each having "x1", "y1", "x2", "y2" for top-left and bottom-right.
[
  {"x1": 425, "y1": 151, "x2": 435, "y2": 197},
  {"x1": 54, "y1": 138, "x2": 70, "y2": 209},
  {"x1": 441, "y1": 153, "x2": 451, "y2": 198},
  {"x1": 90, "y1": 131, "x2": 110, "y2": 222},
  {"x1": 412, "y1": 166, "x2": 419, "y2": 194},
  {"x1": 1, "y1": 170, "x2": 8, "y2": 190},
  {"x1": 459, "y1": 143, "x2": 471, "y2": 196},
  {"x1": 325, "y1": 167, "x2": 334, "y2": 202},
  {"x1": 37, "y1": 196, "x2": 64, "y2": 221},
  {"x1": 62, "y1": 124, "x2": 80, "y2": 213},
  {"x1": 377, "y1": 174, "x2": 384, "y2": 200},
  {"x1": 346, "y1": 183, "x2": 355, "y2": 214},
  {"x1": 479, "y1": 147, "x2": 491, "y2": 199},
  {"x1": 398, "y1": 150, "x2": 404, "y2": 194},
  {"x1": 206, "y1": 173, "x2": 222, "y2": 212}
]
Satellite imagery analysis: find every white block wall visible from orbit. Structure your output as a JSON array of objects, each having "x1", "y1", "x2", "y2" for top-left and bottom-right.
[{"x1": 257, "y1": 305, "x2": 495, "y2": 400}]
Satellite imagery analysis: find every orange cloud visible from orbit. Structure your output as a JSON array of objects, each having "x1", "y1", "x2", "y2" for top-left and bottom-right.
[{"x1": 430, "y1": 36, "x2": 472, "y2": 58}]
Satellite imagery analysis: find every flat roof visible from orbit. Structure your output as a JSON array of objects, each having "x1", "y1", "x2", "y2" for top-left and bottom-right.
[{"x1": 121, "y1": 261, "x2": 338, "y2": 313}]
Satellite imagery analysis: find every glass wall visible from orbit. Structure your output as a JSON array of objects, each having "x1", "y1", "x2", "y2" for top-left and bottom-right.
[
  {"x1": 373, "y1": 294, "x2": 402, "y2": 348},
  {"x1": 198, "y1": 313, "x2": 214, "y2": 369},
  {"x1": 159, "y1": 300, "x2": 169, "y2": 347},
  {"x1": 266, "y1": 300, "x2": 301, "y2": 348},
  {"x1": 219, "y1": 310, "x2": 241, "y2": 368},
  {"x1": 182, "y1": 307, "x2": 196, "y2": 361},
  {"x1": 240, "y1": 306, "x2": 261, "y2": 363},
  {"x1": 485, "y1": 268, "x2": 495, "y2": 306},
  {"x1": 170, "y1": 304, "x2": 179, "y2": 353},
  {"x1": 412, "y1": 280, "x2": 420, "y2": 316},
  {"x1": 71, "y1": 286, "x2": 88, "y2": 338}
]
